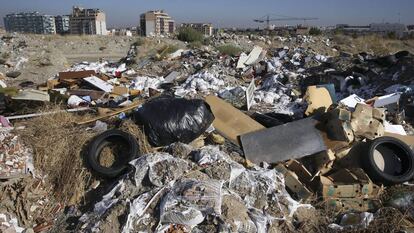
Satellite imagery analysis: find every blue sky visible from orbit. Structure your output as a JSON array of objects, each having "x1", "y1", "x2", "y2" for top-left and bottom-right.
[{"x1": 0, "y1": 0, "x2": 413, "y2": 28}]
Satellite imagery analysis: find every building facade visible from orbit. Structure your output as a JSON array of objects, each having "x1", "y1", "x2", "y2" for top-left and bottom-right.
[
  {"x1": 140, "y1": 10, "x2": 175, "y2": 36},
  {"x1": 3, "y1": 12, "x2": 56, "y2": 34},
  {"x1": 180, "y1": 23, "x2": 213, "y2": 36},
  {"x1": 55, "y1": 15, "x2": 70, "y2": 34},
  {"x1": 69, "y1": 6, "x2": 107, "y2": 35}
]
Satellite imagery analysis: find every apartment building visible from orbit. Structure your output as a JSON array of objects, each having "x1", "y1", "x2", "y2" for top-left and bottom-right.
[
  {"x1": 180, "y1": 23, "x2": 213, "y2": 36},
  {"x1": 55, "y1": 15, "x2": 70, "y2": 34},
  {"x1": 3, "y1": 12, "x2": 56, "y2": 34},
  {"x1": 69, "y1": 6, "x2": 107, "y2": 35},
  {"x1": 140, "y1": 10, "x2": 175, "y2": 36}
]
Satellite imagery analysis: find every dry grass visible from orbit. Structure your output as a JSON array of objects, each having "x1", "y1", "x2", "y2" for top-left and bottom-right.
[
  {"x1": 119, "y1": 119, "x2": 152, "y2": 155},
  {"x1": 334, "y1": 34, "x2": 414, "y2": 55},
  {"x1": 18, "y1": 105, "x2": 97, "y2": 205}
]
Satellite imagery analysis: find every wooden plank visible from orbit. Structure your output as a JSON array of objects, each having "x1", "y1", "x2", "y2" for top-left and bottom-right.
[
  {"x1": 77, "y1": 100, "x2": 143, "y2": 125},
  {"x1": 58, "y1": 70, "x2": 96, "y2": 80},
  {"x1": 205, "y1": 95, "x2": 264, "y2": 146}
]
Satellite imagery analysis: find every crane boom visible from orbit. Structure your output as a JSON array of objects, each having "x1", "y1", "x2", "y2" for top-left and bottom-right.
[{"x1": 253, "y1": 14, "x2": 319, "y2": 29}]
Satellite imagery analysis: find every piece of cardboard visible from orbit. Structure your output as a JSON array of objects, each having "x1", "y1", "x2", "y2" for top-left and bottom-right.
[
  {"x1": 326, "y1": 198, "x2": 381, "y2": 212},
  {"x1": 286, "y1": 160, "x2": 313, "y2": 181},
  {"x1": 275, "y1": 164, "x2": 313, "y2": 200},
  {"x1": 320, "y1": 168, "x2": 381, "y2": 199},
  {"x1": 205, "y1": 95, "x2": 264, "y2": 146},
  {"x1": 59, "y1": 70, "x2": 96, "y2": 80},
  {"x1": 300, "y1": 150, "x2": 336, "y2": 176},
  {"x1": 384, "y1": 132, "x2": 414, "y2": 146},
  {"x1": 112, "y1": 86, "x2": 129, "y2": 96},
  {"x1": 47, "y1": 79, "x2": 60, "y2": 89},
  {"x1": 304, "y1": 85, "x2": 333, "y2": 116}
]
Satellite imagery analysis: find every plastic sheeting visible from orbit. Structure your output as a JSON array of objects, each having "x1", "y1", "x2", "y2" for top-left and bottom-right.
[{"x1": 157, "y1": 179, "x2": 223, "y2": 231}]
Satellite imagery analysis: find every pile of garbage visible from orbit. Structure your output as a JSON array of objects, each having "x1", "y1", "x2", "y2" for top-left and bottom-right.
[{"x1": 1, "y1": 33, "x2": 414, "y2": 233}]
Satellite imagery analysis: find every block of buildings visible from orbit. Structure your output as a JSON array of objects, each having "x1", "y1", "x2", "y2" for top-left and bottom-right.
[
  {"x1": 55, "y1": 15, "x2": 70, "y2": 34},
  {"x1": 140, "y1": 10, "x2": 175, "y2": 36},
  {"x1": 180, "y1": 23, "x2": 213, "y2": 36},
  {"x1": 3, "y1": 12, "x2": 56, "y2": 34},
  {"x1": 69, "y1": 6, "x2": 107, "y2": 35}
]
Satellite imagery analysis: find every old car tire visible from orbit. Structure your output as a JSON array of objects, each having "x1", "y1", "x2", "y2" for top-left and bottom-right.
[
  {"x1": 87, "y1": 129, "x2": 140, "y2": 178},
  {"x1": 362, "y1": 137, "x2": 414, "y2": 185}
]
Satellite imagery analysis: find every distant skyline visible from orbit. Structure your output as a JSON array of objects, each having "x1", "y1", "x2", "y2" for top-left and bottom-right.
[{"x1": 1, "y1": 0, "x2": 413, "y2": 28}]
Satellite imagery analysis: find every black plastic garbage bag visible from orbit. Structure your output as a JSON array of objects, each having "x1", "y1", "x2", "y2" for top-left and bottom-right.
[{"x1": 133, "y1": 97, "x2": 215, "y2": 146}]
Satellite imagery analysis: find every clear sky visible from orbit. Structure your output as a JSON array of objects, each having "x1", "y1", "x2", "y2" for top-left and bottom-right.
[{"x1": 0, "y1": 0, "x2": 413, "y2": 28}]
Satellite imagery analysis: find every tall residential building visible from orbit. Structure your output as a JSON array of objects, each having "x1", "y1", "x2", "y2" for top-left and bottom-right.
[
  {"x1": 55, "y1": 15, "x2": 70, "y2": 34},
  {"x1": 180, "y1": 23, "x2": 213, "y2": 36},
  {"x1": 69, "y1": 6, "x2": 107, "y2": 35},
  {"x1": 3, "y1": 12, "x2": 56, "y2": 34},
  {"x1": 140, "y1": 10, "x2": 175, "y2": 36}
]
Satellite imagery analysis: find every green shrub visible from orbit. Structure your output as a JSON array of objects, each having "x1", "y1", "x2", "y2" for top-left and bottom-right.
[
  {"x1": 216, "y1": 44, "x2": 242, "y2": 56},
  {"x1": 178, "y1": 27, "x2": 203, "y2": 42},
  {"x1": 132, "y1": 37, "x2": 146, "y2": 46},
  {"x1": 189, "y1": 41, "x2": 203, "y2": 49},
  {"x1": 309, "y1": 27, "x2": 322, "y2": 36},
  {"x1": 387, "y1": 31, "x2": 397, "y2": 40}
]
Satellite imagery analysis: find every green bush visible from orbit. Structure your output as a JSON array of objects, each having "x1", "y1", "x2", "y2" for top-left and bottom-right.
[
  {"x1": 189, "y1": 41, "x2": 203, "y2": 49},
  {"x1": 387, "y1": 31, "x2": 397, "y2": 40},
  {"x1": 216, "y1": 44, "x2": 242, "y2": 56},
  {"x1": 178, "y1": 27, "x2": 203, "y2": 42},
  {"x1": 132, "y1": 37, "x2": 146, "y2": 46},
  {"x1": 309, "y1": 27, "x2": 322, "y2": 36}
]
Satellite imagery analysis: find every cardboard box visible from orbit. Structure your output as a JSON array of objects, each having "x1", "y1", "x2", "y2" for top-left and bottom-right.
[{"x1": 320, "y1": 168, "x2": 382, "y2": 199}]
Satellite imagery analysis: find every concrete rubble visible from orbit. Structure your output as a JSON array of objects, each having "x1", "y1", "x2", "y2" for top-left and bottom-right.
[{"x1": 1, "y1": 31, "x2": 414, "y2": 233}]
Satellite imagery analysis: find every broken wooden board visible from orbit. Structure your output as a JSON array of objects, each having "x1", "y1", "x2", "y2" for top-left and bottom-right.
[
  {"x1": 77, "y1": 100, "x2": 143, "y2": 125},
  {"x1": 205, "y1": 95, "x2": 264, "y2": 146},
  {"x1": 240, "y1": 117, "x2": 326, "y2": 164},
  {"x1": 58, "y1": 70, "x2": 96, "y2": 80},
  {"x1": 275, "y1": 163, "x2": 313, "y2": 200}
]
